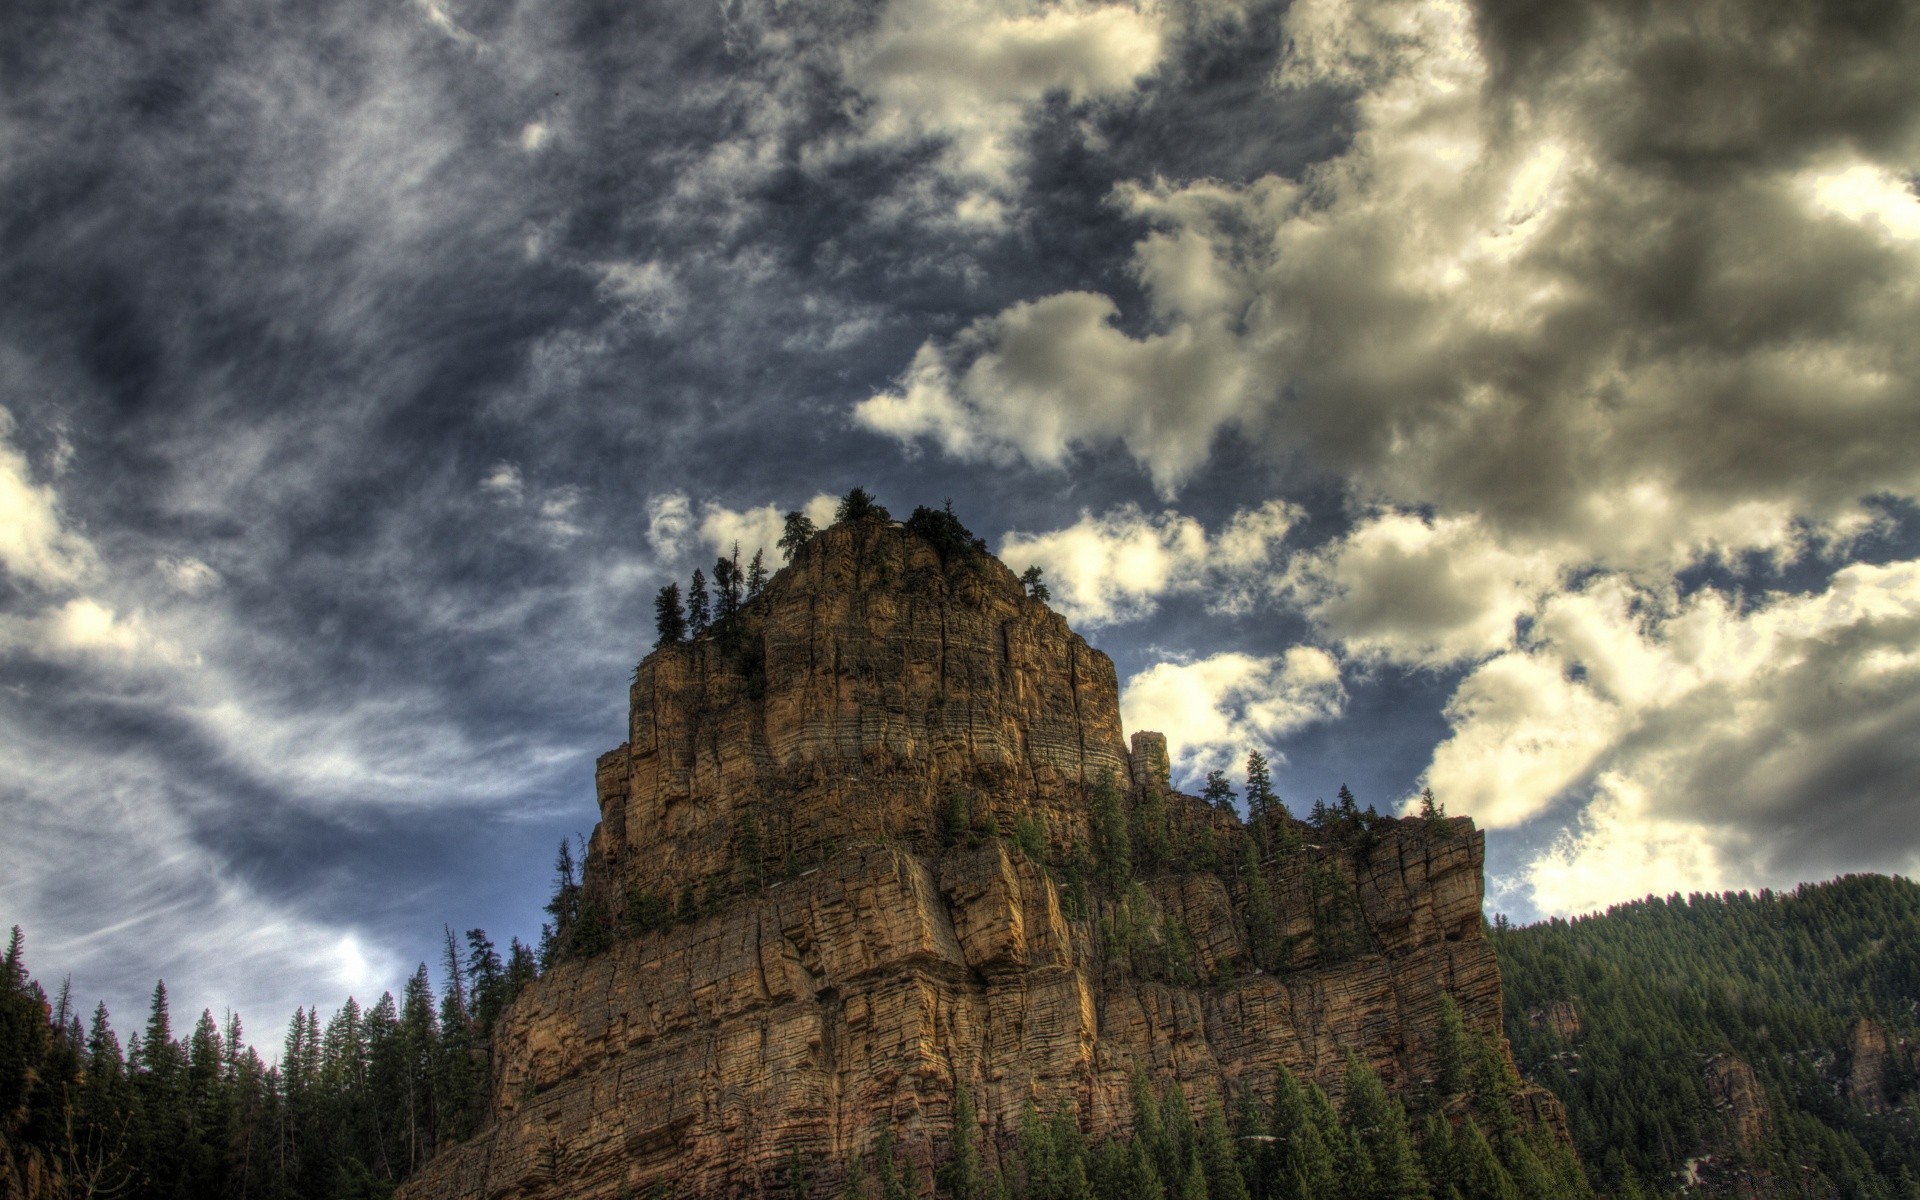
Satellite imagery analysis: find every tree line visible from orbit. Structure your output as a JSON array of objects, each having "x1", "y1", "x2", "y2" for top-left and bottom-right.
[{"x1": 1, "y1": 925, "x2": 530, "y2": 1200}]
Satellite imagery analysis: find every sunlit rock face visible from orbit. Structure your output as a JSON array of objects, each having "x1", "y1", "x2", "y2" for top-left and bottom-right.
[{"x1": 399, "y1": 516, "x2": 1527, "y2": 1200}]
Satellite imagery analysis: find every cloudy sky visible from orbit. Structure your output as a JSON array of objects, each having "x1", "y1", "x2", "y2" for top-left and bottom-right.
[{"x1": 5, "y1": 0, "x2": 1919, "y2": 1037}]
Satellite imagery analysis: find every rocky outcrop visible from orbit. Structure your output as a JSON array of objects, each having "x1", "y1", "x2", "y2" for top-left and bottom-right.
[
  {"x1": 1526, "y1": 1000, "x2": 1580, "y2": 1040},
  {"x1": 399, "y1": 514, "x2": 1522, "y2": 1200},
  {"x1": 1844, "y1": 1017, "x2": 1898, "y2": 1114}
]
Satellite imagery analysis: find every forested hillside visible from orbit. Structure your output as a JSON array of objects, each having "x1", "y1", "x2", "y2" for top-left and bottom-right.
[{"x1": 1494, "y1": 876, "x2": 1920, "y2": 1199}]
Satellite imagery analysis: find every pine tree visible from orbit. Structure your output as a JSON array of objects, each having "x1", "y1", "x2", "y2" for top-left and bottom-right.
[
  {"x1": 1089, "y1": 772, "x2": 1133, "y2": 895},
  {"x1": 688, "y1": 569, "x2": 711, "y2": 635},
  {"x1": 1451, "y1": 1118, "x2": 1520, "y2": 1200},
  {"x1": 1242, "y1": 837, "x2": 1281, "y2": 971},
  {"x1": 1267, "y1": 1064, "x2": 1338, "y2": 1200},
  {"x1": 837, "y1": 487, "x2": 888, "y2": 522},
  {"x1": 747, "y1": 548, "x2": 769, "y2": 597},
  {"x1": 1131, "y1": 1067, "x2": 1176, "y2": 1190},
  {"x1": 939, "y1": 1081, "x2": 984, "y2": 1199},
  {"x1": 654, "y1": 583, "x2": 686, "y2": 646},
  {"x1": 1341, "y1": 1053, "x2": 1427, "y2": 1200},
  {"x1": 1202, "y1": 771, "x2": 1237, "y2": 817},
  {"x1": 779, "y1": 510, "x2": 818, "y2": 560},
  {"x1": 714, "y1": 552, "x2": 741, "y2": 625},
  {"x1": 1021, "y1": 565, "x2": 1051, "y2": 602},
  {"x1": 1199, "y1": 1099, "x2": 1250, "y2": 1200}
]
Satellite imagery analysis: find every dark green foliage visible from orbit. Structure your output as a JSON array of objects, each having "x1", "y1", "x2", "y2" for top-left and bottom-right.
[
  {"x1": 1342, "y1": 1053, "x2": 1429, "y2": 1200},
  {"x1": 1089, "y1": 772, "x2": 1132, "y2": 896},
  {"x1": 940, "y1": 791, "x2": 972, "y2": 847},
  {"x1": 1010, "y1": 814, "x2": 1048, "y2": 862},
  {"x1": 713, "y1": 547, "x2": 743, "y2": 626},
  {"x1": 836, "y1": 487, "x2": 890, "y2": 523},
  {"x1": 780, "y1": 510, "x2": 818, "y2": 561},
  {"x1": 1131, "y1": 783, "x2": 1172, "y2": 877},
  {"x1": 687, "y1": 568, "x2": 711, "y2": 635},
  {"x1": 939, "y1": 1081, "x2": 984, "y2": 1199},
  {"x1": 1020, "y1": 565, "x2": 1050, "y2": 602},
  {"x1": 1202, "y1": 771, "x2": 1236, "y2": 816},
  {"x1": 1241, "y1": 836, "x2": 1283, "y2": 972},
  {"x1": 1495, "y1": 875, "x2": 1920, "y2": 1199},
  {"x1": 624, "y1": 885, "x2": 672, "y2": 935},
  {"x1": 653, "y1": 583, "x2": 686, "y2": 646},
  {"x1": 746, "y1": 549, "x2": 768, "y2": 597},
  {"x1": 907, "y1": 502, "x2": 989, "y2": 565}
]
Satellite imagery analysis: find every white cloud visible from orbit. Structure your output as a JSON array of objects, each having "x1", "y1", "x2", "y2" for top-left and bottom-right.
[
  {"x1": 999, "y1": 500, "x2": 1299, "y2": 626},
  {"x1": 480, "y1": 461, "x2": 524, "y2": 499},
  {"x1": 0, "y1": 596, "x2": 197, "y2": 667},
  {"x1": 694, "y1": 492, "x2": 840, "y2": 570},
  {"x1": 594, "y1": 259, "x2": 683, "y2": 326},
  {"x1": 482, "y1": 464, "x2": 580, "y2": 546},
  {"x1": 1282, "y1": 512, "x2": 1558, "y2": 667},
  {"x1": 855, "y1": 0, "x2": 1920, "y2": 566},
  {"x1": 645, "y1": 492, "x2": 694, "y2": 558},
  {"x1": 0, "y1": 725, "x2": 406, "y2": 1032},
  {"x1": 855, "y1": 292, "x2": 1256, "y2": 496},
  {"x1": 1428, "y1": 560, "x2": 1920, "y2": 911},
  {"x1": 0, "y1": 407, "x2": 97, "y2": 590},
  {"x1": 843, "y1": 0, "x2": 1167, "y2": 198},
  {"x1": 1120, "y1": 647, "x2": 1346, "y2": 784},
  {"x1": 520, "y1": 121, "x2": 551, "y2": 152},
  {"x1": 157, "y1": 555, "x2": 223, "y2": 596}
]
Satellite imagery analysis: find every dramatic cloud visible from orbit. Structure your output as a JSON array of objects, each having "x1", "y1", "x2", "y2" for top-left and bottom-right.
[
  {"x1": 999, "y1": 500, "x2": 1297, "y2": 625},
  {"x1": 835, "y1": 0, "x2": 1167, "y2": 225},
  {"x1": 1281, "y1": 512, "x2": 1557, "y2": 667},
  {"x1": 1430, "y1": 562, "x2": 1920, "y2": 909},
  {"x1": 0, "y1": 409, "x2": 96, "y2": 590},
  {"x1": 1120, "y1": 648, "x2": 1347, "y2": 785},
  {"x1": 862, "y1": 0, "x2": 1920, "y2": 568},
  {"x1": 7, "y1": 0, "x2": 1917, "y2": 1038}
]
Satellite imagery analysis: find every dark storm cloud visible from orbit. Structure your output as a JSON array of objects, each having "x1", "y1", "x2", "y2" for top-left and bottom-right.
[{"x1": 5, "y1": 0, "x2": 1360, "y2": 1026}]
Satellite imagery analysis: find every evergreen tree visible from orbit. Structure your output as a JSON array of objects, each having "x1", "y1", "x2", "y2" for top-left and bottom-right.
[
  {"x1": 654, "y1": 583, "x2": 686, "y2": 646},
  {"x1": 1201, "y1": 771, "x2": 1237, "y2": 817},
  {"x1": 939, "y1": 1081, "x2": 984, "y2": 1199},
  {"x1": 688, "y1": 569, "x2": 711, "y2": 635},
  {"x1": 1089, "y1": 772, "x2": 1133, "y2": 895},
  {"x1": 1021, "y1": 565, "x2": 1051, "y2": 602},
  {"x1": 1268, "y1": 1064, "x2": 1339, "y2": 1200},
  {"x1": 1241, "y1": 837, "x2": 1282, "y2": 971},
  {"x1": 1341, "y1": 1053, "x2": 1427, "y2": 1200},
  {"x1": 836, "y1": 487, "x2": 889, "y2": 522},
  {"x1": 1452, "y1": 1118, "x2": 1520, "y2": 1200},
  {"x1": 714, "y1": 552, "x2": 741, "y2": 626},
  {"x1": 747, "y1": 548, "x2": 768, "y2": 597},
  {"x1": 779, "y1": 510, "x2": 818, "y2": 560},
  {"x1": 1198, "y1": 1099, "x2": 1250, "y2": 1200},
  {"x1": 1435, "y1": 995, "x2": 1471, "y2": 1099}
]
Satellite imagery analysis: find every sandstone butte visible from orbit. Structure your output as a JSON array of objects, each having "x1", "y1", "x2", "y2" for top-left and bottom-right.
[{"x1": 398, "y1": 512, "x2": 1553, "y2": 1200}]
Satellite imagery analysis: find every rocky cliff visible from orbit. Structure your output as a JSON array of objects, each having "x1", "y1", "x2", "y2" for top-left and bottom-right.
[{"x1": 399, "y1": 513, "x2": 1520, "y2": 1200}]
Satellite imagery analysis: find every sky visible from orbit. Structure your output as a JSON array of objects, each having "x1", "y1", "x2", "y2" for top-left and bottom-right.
[{"x1": 4, "y1": 0, "x2": 1920, "y2": 1042}]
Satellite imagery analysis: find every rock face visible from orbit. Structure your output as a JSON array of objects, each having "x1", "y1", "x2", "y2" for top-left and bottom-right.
[{"x1": 399, "y1": 515, "x2": 1519, "y2": 1200}]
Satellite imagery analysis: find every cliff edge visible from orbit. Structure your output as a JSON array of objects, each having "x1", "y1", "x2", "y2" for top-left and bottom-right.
[{"x1": 398, "y1": 512, "x2": 1522, "y2": 1199}]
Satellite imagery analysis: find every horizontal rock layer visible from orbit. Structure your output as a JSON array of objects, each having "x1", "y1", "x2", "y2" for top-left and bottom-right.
[{"x1": 398, "y1": 515, "x2": 1523, "y2": 1200}]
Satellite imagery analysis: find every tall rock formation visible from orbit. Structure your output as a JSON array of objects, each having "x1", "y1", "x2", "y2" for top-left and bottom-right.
[{"x1": 400, "y1": 512, "x2": 1519, "y2": 1200}]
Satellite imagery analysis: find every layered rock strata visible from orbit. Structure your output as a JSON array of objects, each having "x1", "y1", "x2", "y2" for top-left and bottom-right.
[{"x1": 400, "y1": 515, "x2": 1518, "y2": 1200}]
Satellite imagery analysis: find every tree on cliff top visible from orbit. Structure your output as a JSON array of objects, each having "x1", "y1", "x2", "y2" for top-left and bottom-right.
[
  {"x1": 836, "y1": 486, "x2": 889, "y2": 522},
  {"x1": 654, "y1": 583, "x2": 686, "y2": 646},
  {"x1": 1021, "y1": 565, "x2": 1050, "y2": 602},
  {"x1": 780, "y1": 510, "x2": 818, "y2": 560}
]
